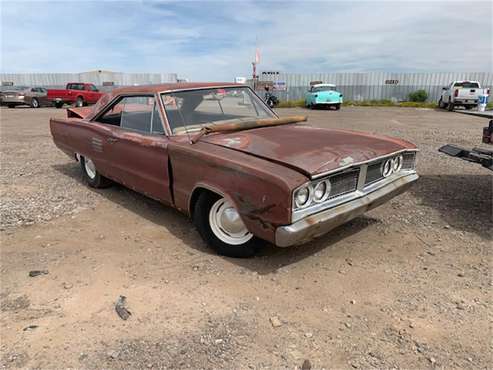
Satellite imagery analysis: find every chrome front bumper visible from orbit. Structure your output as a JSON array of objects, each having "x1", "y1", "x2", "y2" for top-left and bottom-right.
[{"x1": 275, "y1": 173, "x2": 418, "y2": 247}]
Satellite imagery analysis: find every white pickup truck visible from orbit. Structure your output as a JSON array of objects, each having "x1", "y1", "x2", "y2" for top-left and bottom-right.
[{"x1": 438, "y1": 80, "x2": 489, "y2": 111}]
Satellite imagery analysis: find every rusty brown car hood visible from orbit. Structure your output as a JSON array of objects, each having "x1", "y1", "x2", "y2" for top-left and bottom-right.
[{"x1": 201, "y1": 124, "x2": 416, "y2": 177}]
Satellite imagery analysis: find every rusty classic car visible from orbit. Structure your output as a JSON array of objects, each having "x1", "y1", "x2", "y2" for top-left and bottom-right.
[{"x1": 50, "y1": 83, "x2": 418, "y2": 257}]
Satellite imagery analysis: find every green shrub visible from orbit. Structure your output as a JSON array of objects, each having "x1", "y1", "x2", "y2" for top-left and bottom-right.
[
  {"x1": 277, "y1": 99, "x2": 305, "y2": 108},
  {"x1": 408, "y1": 89, "x2": 428, "y2": 102},
  {"x1": 399, "y1": 101, "x2": 436, "y2": 108}
]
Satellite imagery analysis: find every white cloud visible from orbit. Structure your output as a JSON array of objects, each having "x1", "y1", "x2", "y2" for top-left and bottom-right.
[{"x1": 1, "y1": 0, "x2": 491, "y2": 81}]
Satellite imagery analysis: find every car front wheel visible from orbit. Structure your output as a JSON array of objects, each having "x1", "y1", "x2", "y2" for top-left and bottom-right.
[
  {"x1": 80, "y1": 156, "x2": 112, "y2": 188},
  {"x1": 31, "y1": 98, "x2": 40, "y2": 108},
  {"x1": 193, "y1": 193, "x2": 263, "y2": 258}
]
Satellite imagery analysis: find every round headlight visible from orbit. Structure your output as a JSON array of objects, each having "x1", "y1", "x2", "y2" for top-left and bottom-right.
[
  {"x1": 313, "y1": 180, "x2": 331, "y2": 202},
  {"x1": 392, "y1": 155, "x2": 403, "y2": 172},
  {"x1": 295, "y1": 186, "x2": 311, "y2": 208},
  {"x1": 382, "y1": 159, "x2": 393, "y2": 177}
]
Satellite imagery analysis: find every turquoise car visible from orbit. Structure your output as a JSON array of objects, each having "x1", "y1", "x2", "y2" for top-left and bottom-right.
[{"x1": 305, "y1": 83, "x2": 343, "y2": 110}]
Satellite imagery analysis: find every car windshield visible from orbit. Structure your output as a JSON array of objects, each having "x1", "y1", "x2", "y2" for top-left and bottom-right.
[
  {"x1": 454, "y1": 82, "x2": 479, "y2": 88},
  {"x1": 312, "y1": 86, "x2": 336, "y2": 92},
  {"x1": 161, "y1": 87, "x2": 274, "y2": 135}
]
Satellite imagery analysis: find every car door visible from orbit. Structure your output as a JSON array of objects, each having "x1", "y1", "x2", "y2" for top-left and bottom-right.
[
  {"x1": 85, "y1": 84, "x2": 100, "y2": 104},
  {"x1": 91, "y1": 94, "x2": 172, "y2": 204},
  {"x1": 37, "y1": 88, "x2": 50, "y2": 106},
  {"x1": 30, "y1": 88, "x2": 46, "y2": 105}
]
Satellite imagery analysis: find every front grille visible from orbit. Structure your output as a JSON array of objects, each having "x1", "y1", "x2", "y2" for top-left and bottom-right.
[
  {"x1": 402, "y1": 152, "x2": 416, "y2": 170},
  {"x1": 328, "y1": 169, "x2": 359, "y2": 199},
  {"x1": 365, "y1": 161, "x2": 384, "y2": 185},
  {"x1": 365, "y1": 152, "x2": 417, "y2": 185}
]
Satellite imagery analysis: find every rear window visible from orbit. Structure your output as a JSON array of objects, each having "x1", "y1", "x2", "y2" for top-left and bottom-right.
[{"x1": 453, "y1": 82, "x2": 479, "y2": 88}]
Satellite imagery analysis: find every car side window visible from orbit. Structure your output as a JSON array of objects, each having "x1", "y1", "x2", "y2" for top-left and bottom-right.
[
  {"x1": 150, "y1": 101, "x2": 165, "y2": 134},
  {"x1": 97, "y1": 96, "x2": 164, "y2": 135},
  {"x1": 98, "y1": 99, "x2": 125, "y2": 126},
  {"x1": 120, "y1": 96, "x2": 154, "y2": 133}
]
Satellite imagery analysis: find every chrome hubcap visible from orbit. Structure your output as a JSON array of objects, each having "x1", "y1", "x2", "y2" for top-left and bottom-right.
[
  {"x1": 209, "y1": 198, "x2": 253, "y2": 245},
  {"x1": 84, "y1": 157, "x2": 96, "y2": 179}
]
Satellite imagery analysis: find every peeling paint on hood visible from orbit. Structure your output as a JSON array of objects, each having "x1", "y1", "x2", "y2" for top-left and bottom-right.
[{"x1": 202, "y1": 124, "x2": 416, "y2": 177}]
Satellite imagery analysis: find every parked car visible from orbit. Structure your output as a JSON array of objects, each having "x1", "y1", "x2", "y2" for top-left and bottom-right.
[
  {"x1": 50, "y1": 83, "x2": 418, "y2": 257},
  {"x1": 0, "y1": 86, "x2": 50, "y2": 108},
  {"x1": 47, "y1": 82, "x2": 103, "y2": 108},
  {"x1": 438, "y1": 80, "x2": 489, "y2": 111},
  {"x1": 439, "y1": 120, "x2": 493, "y2": 171},
  {"x1": 305, "y1": 83, "x2": 343, "y2": 110}
]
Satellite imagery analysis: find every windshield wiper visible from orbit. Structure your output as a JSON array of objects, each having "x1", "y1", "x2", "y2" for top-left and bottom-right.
[{"x1": 190, "y1": 115, "x2": 307, "y2": 144}]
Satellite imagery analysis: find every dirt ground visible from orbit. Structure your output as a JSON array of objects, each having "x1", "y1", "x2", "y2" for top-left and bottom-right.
[{"x1": 0, "y1": 106, "x2": 491, "y2": 369}]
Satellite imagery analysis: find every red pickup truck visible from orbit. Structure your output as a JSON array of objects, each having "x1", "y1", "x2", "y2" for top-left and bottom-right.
[{"x1": 47, "y1": 83, "x2": 103, "y2": 108}]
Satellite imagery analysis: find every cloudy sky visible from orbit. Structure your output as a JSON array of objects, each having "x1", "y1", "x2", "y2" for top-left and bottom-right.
[{"x1": 1, "y1": 0, "x2": 492, "y2": 81}]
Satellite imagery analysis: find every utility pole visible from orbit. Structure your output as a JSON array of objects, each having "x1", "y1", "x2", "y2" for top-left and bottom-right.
[
  {"x1": 252, "y1": 62, "x2": 257, "y2": 89},
  {"x1": 252, "y1": 38, "x2": 259, "y2": 90}
]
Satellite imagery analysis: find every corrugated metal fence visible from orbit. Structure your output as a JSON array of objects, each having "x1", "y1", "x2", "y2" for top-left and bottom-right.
[
  {"x1": 257, "y1": 72, "x2": 493, "y2": 102},
  {"x1": 0, "y1": 70, "x2": 178, "y2": 91}
]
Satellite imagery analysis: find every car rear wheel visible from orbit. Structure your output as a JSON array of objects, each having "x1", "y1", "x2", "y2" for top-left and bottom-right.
[
  {"x1": 31, "y1": 98, "x2": 40, "y2": 108},
  {"x1": 335, "y1": 104, "x2": 341, "y2": 110},
  {"x1": 7, "y1": 104, "x2": 15, "y2": 109},
  {"x1": 54, "y1": 101, "x2": 64, "y2": 108},
  {"x1": 438, "y1": 98, "x2": 446, "y2": 109},
  {"x1": 448, "y1": 102, "x2": 455, "y2": 111},
  {"x1": 80, "y1": 156, "x2": 112, "y2": 188},
  {"x1": 75, "y1": 97, "x2": 84, "y2": 107},
  {"x1": 193, "y1": 192, "x2": 263, "y2": 258}
]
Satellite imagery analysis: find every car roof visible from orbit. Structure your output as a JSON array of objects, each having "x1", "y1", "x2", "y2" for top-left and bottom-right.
[
  {"x1": 312, "y1": 83, "x2": 336, "y2": 88},
  {"x1": 111, "y1": 82, "x2": 244, "y2": 96}
]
